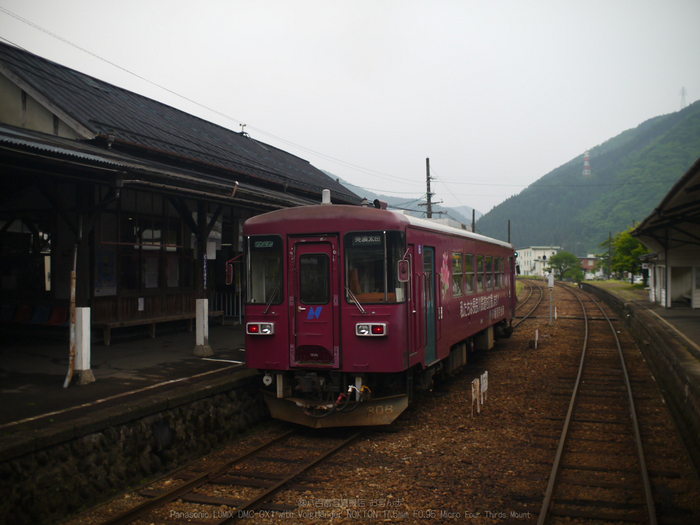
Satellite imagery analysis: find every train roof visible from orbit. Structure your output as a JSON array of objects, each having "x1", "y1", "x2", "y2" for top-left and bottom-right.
[
  {"x1": 244, "y1": 204, "x2": 513, "y2": 250},
  {"x1": 397, "y1": 211, "x2": 513, "y2": 249}
]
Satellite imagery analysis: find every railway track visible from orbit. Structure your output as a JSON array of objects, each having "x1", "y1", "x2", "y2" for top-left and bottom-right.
[
  {"x1": 99, "y1": 426, "x2": 363, "y2": 524},
  {"x1": 63, "y1": 280, "x2": 699, "y2": 525},
  {"x1": 533, "y1": 283, "x2": 696, "y2": 524},
  {"x1": 514, "y1": 278, "x2": 544, "y2": 327}
]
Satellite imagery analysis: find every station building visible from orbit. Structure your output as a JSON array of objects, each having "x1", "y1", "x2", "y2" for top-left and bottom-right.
[
  {"x1": 515, "y1": 245, "x2": 561, "y2": 277},
  {"x1": 633, "y1": 156, "x2": 700, "y2": 309},
  {"x1": 0, "y1": 42, "x2": 361, "y2": 380}
]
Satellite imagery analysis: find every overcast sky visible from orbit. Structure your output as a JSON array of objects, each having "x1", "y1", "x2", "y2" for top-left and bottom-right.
[{"x1": 1, "y1": 1, "x2": 699, "y2": 214}]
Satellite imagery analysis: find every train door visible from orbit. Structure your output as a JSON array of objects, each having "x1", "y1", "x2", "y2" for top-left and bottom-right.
[
  {"x1": 407, "y1": 244, "x2": 418, "y2": 357},
  {"x1": 423, "y1": 246, "x2": 437, "y2": 364},
  {"x1": 290, "y1": 238, "x2": 340, "y2": 368}
]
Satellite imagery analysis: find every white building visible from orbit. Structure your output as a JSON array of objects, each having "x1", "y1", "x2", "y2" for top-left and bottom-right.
[{"x1": 516, "y1": 246, "x2": 561, "y2": 277}]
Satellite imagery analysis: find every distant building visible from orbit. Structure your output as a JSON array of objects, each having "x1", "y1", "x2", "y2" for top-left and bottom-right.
[
  {"x1": 579, "y1": 255, "x2": 603, "y2": 280},
  {"x1": 515, "y1": 246, "x2": 561, "y2": 277}
]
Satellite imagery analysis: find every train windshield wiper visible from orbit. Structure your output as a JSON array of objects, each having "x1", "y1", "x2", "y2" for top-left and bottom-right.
[
  {"x1": 263, "y1": 285, "x2": 279, "y2": 314},
  {"x1": 345, "y1": 286, "x2": 366, "y2": 314}
]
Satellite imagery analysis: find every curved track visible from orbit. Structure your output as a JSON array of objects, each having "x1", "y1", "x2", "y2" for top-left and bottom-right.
[{"x1": 514, "y1": 279, "x2": 545, "y2": 328}]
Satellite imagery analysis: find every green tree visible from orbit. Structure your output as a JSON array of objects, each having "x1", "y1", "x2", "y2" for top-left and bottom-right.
[
  {"x1": 547, "y1": 251, "x2": 583, "y2": 281},
  {"x1": 596, "y1": 236, "x2": 613, "y2": 278},
  {"x1": 612, "y1": 227, "x2": 650, "y2": 282}
]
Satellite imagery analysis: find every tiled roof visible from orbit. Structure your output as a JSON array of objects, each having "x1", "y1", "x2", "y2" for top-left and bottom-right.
[{"x1": 0, "y1": 42, "x2": 360, "y2": 205}]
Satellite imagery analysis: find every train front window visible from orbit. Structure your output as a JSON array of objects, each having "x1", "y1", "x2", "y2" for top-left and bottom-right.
[
  {"x1": 247, "y1": 235, "x2": 283, "y2": 305},
  {"x1": 299, "y1": 254, "x2": 330, "y2": 304},
  {"x1": 345, "y1": 231, "x2": 406, "y2": 304}
]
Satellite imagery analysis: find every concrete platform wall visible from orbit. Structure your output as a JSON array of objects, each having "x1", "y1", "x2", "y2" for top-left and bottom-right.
[
  {"x1": 581, "y1": 283, "x2": 700, "y2": 476},
  {"x1": 0, "y1": 370, "x2": 268, "y2": 525}
]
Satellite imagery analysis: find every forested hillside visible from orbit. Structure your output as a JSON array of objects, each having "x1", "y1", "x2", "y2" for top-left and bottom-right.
[{"x1": 476, "y1": 100, "x2": 700, "y2": 254}]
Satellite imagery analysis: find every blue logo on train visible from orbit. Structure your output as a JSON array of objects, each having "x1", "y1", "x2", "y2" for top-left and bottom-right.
[{"x1": 307, "y1": 307, "x2": 322, "y2": 319}]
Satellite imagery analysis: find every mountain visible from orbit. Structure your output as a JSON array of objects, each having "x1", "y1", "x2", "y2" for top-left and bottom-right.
[
  {"x1": 328, "y1": 176, "x2": 483, "y2": 227},
  {"x1": 476, "y1": 100, "x2": 700, "y2": 254}
]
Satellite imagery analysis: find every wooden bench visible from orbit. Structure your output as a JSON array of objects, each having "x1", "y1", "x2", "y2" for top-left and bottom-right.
[{"x1": 94, "y1": 310, "x2": 226, "y2": 346}]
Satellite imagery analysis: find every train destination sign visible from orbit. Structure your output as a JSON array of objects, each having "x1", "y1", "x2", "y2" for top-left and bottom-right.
[
  {"x1": 254, "y1": 240, "x2": 275, "y2": 248},
  {"x1": 352, "y1": 234, "x2": 381, "y2": 246}
]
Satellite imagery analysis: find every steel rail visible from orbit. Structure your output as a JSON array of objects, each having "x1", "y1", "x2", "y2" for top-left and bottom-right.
[
  {"x1": 513, "y1": 279, "x2": 544, "y2": 328},
  {"x1": 515, "y1": 280, "x2": 533, "y2": 312},
  {"x1": 101, "y1": 429, "x2": 297, "y2": 525},
  {"x1": 537, "y1": 284, "x2": 657, "y2": 525},
  {"x1": 536, "y1": 284, "x2": 588, "y2": 525},
  {"x1": 588, "y1": 293, "x2": 657, "y2": 525},
  {"x1": 218, "y1": 430, "x2": 365, "y2": 523}
]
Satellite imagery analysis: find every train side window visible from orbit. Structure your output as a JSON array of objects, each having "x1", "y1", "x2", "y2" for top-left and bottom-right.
[
  {"x1": 464, "y1": 254, "x2": 475, "y2": 294},
  {"x1": 485, "y1": 256, "x2": 493, "y2": 290},
  {"x1": 500, "y1": 257, "x2": 505, "y2": 288},
  {"x1": 476, "y1": 255, "x2": 485, "y2": 292},
  {"x1": 452, "y1": 252, "x2": 463, "y2": 297},
  {"x1": 494, "y1": 257, "x2": 500, "y2": 289}
]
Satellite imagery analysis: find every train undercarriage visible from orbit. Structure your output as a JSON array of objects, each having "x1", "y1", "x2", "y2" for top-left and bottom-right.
[{"x1": 259, "y1": 322, "x2": 510, "y2": 428}]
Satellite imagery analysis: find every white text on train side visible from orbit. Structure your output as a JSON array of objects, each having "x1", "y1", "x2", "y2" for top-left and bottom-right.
[{"x1": 460, "y1": 294, "x2": 499, "y2": 318}]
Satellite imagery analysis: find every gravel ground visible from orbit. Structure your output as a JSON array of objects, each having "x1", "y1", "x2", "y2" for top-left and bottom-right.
[{"x1": 65, "y1": 284, "x2": 700, "y2": 525}]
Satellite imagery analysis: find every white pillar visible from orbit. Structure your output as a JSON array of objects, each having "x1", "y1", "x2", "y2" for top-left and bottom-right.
[
  {"x1": 75, "y1": 307, "x2": 95, "y2": 385},
  {"x1": 194, "y1": 298, "x2": 213, "y2": 356}
]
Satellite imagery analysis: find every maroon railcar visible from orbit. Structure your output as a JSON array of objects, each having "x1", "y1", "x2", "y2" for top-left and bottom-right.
[{"x1": 243, "y1": 202, "x2": 515, "y2": 427}]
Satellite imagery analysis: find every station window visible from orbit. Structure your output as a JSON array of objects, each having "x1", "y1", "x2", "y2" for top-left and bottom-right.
[
  {"x1": 98, "y1": 190, "x2": 189, "y2": 295},
  {"x1": 452, "y1": 252, "x2": 463, "y2": 297},
  {"x1": 464, "y1": 254, "x2": 475, "y2": 294}
]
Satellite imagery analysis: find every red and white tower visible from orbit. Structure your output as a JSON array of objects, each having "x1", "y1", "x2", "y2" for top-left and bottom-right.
[{"x1": 582, "y1": 149, "x2": 591, "y2": 177}]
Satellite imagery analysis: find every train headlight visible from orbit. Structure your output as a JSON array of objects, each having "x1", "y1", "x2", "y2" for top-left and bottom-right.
[
  {"x1": 247, "y1": 322, "x2": 275, "y2": 335},
  {"x1": 356, "y1": 323, "x2": 387, "y2": 337}
]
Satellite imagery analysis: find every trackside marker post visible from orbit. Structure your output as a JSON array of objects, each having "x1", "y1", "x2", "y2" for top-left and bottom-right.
[
  {"x1": 471, "y1": 371, "x2": 489, "y2": 416},
  {"x1": 549, "y1": 273, "x2": 554, "y2": 324}
]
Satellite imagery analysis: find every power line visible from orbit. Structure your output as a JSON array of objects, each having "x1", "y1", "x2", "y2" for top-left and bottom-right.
[{"x1": 438, "y1": 179, "x2": 679, "y2": 188}]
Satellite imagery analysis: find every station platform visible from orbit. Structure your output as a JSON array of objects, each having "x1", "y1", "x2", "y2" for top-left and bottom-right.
[
  {"x1": 584, "y1": 281, "x2": 700, "y2": 359},
  {"x1": 0, "y1": 322, "x2": 250, "y2": 435}
]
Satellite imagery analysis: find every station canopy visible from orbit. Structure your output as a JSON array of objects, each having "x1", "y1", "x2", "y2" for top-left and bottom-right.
[{"x1": 633, "y1": 157, "x2": 700, "y2": 253}]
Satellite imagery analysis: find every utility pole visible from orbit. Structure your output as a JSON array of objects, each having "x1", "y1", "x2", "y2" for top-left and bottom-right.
[
  {"x1": 426, "y1": 157, "x2": 433, "y2": 218},
  {"x1": 680, "y1": 87, "x2": 687, "y2": 109},
  {"x1": 472, "y1": 210, "x2": 475, "y2": 232},
  {"x1": 508, "y1": 220, "x2": 511, "y2": 244},
  {"x1": 608, "y1": 231, "x2": 612, "y2": 279},
  {"x1": 418, "y1": 157, "x2": 441, "y2": 218}
]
